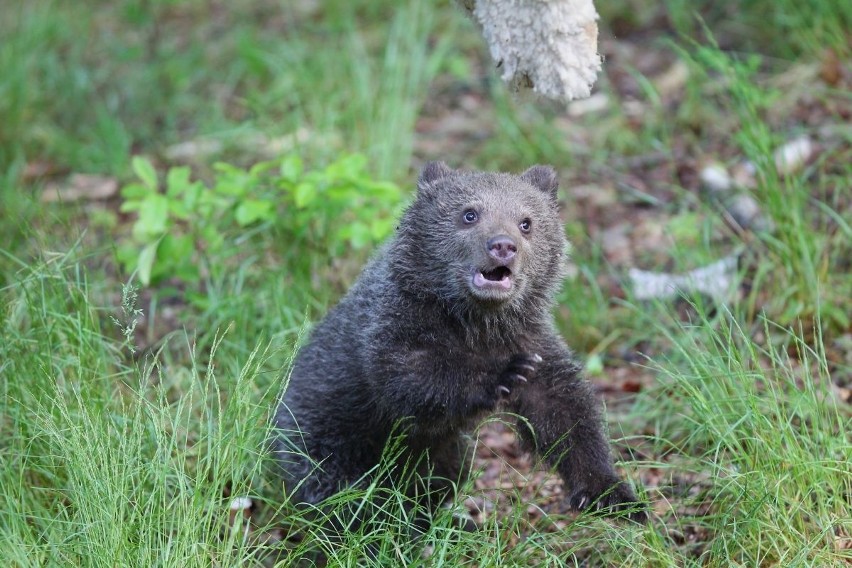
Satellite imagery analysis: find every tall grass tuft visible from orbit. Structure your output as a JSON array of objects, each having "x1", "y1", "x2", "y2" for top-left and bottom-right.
[
  {"x1": 276, "y1": 0, "x2": 446, "y2": 181},
  {"x1": 630, "y1": 302, "x2": 851, "y2": 566},
  {"x1": 0, "y1": 254, "x2": 281, "y2": 566}
]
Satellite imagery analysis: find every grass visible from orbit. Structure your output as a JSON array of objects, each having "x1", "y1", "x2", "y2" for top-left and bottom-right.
[
  {"x1": 3, "y1": 259, "x2": 846, "y2": 565},
  {"x1": 0, "y1": 259, "x2": 273, "y2": 565},
  {"x1": 1, "y1": 0, "x2": 850, "y2": 566},
  {"x1": 636, "y1": 307, "x2": 850, "y2": 565}
]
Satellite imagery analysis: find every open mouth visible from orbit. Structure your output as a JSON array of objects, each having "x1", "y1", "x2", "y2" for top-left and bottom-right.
[{"x1": 472, "y1": 266, "x2": 513, "y2": 292}]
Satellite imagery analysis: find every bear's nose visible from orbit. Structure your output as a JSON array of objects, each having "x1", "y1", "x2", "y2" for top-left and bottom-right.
[{"x1": 487, "y1": 235, "x2": 517, "y2": 263}]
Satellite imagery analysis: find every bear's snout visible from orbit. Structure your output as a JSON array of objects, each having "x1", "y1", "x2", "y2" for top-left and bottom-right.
[{"x1": 486, "y1": 235, "x2": 517, "y2": 264}]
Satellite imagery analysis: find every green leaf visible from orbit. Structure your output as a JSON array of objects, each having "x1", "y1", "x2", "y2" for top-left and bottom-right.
[
  {"x1": 120, "y1": 182, "x2": 152, "y2": 201},
  {"x1": 166, "y1": 166, "x2": 192, "y2": 197},
  {"x1": 134, "y1": 194, "x2": 170, "y2": 240},
  {"x1": 338, "y1": 221, "x2": 372, "y2": 249},
  {"x1": 280, "y1": 154, "x2": 303, "y2": 182},
  {"x1": 293, "y1": 182, "x2": 316, "y2": 208},
  {"x1": 218, "y1": 182, "x2": 249, "y2": 198},
  {"x1": 200, "y1": 224, "x2": 225, "y2": 251},
  {"x1": 132, "y1": 156, "x2": 158, "y2": 190},
  {"x1": 167, "y1": 201, "x2": 189, "y2": 220},
  {"x1": 585, "y1": 354, "x2": 605, "y2": 376},
  {"x1": 364, "y1": 180, "x2": 402, "y2": 201},
  {"x1": 119, "y1": 200, "x2": 143, "y2": 213},
  {"x1": 181, "y1": 182, "x2": 204, "y2": 216},
  {"x1": 115, "y1": 244, "x2": 138, "y2": 274},
  {"x1": 326, "y1": 153, "x2": 366, "y2": 178},
  {"x1": 137, "y1": 241, "x2": 159, "y2": 286},
  {"x1": 249, "y1": 159, "x2": 276, "y2": 178},
  {"x1": 157, "y1": 234, "x2": 198, "y2": 283},
  {"x1": 213, "y1": 163, "x2": 249, "y2": 197},
  {"x1": 158, "y1": 233, "x2": 193, "y2": 261},
  {"x1": 213, "y1": 161, "x2": 241, "y2": 176},
  {"x1": 235, "y1": 199, "x2": 274, "y2": 226},
  {"x1": 321, "y1": 181, "x2": 344, "y2": 199},
  {"x1": 369, "y1": 217, "x2": 395, "y2": 240}
]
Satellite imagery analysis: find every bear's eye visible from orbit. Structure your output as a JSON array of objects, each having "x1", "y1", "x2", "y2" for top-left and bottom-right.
[
  {"x1": 462, "y1": 209, "x2": 479, "y2": 224},
  {"x1": 519, "y1": 218, "x2": 532, "y2": 233}
]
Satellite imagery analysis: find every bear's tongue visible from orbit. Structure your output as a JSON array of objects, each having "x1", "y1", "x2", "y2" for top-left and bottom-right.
[{"x1": 473, "y1": 266, "x2": 512, "y2": 290}]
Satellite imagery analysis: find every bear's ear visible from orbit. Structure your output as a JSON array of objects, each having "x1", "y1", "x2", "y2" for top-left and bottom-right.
[
  {"x1": 520, "y1": 165, "x2": 559, "y2": 200},
  {"x1": 417, "y1": 161, "x2": 454, "y2": 193}
]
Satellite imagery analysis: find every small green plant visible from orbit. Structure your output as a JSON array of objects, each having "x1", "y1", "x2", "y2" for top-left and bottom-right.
[{"x1": 118, "y1": 154, "x2": 403, "y2": 287}]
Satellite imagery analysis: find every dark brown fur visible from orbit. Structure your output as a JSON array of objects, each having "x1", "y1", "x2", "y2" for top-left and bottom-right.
[{"x1": 272, "y1": 162, "x2": 645, "y2": 527}]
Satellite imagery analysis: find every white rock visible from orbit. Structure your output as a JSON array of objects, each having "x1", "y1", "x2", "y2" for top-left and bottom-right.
[
  {"x1": 229, "y1": 496, "x2": 253, "y2": 511},
  {"x1": 699, "y1": 162, "x2": 732, "y2": 193},
  {"x1": 731, "y1": 161, "x2": 757, "y2": 189},
  {"x1": 774, "y1": 136, "x2": 814, "y2": 175},
  {"x1": 727, "y1": 194, "x2": 762, "y2": 228}
]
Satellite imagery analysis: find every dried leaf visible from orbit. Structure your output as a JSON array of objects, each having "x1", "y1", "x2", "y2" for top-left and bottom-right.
[
  {"x1": 653, "y1": 60, "x2": 689, "y2": 98},
  {"x1": 41, "y1": 174, "x2": 118, "y2": 203},
  {"x1": 567, "y1": 92, "x2": 609, "y2": 117}
]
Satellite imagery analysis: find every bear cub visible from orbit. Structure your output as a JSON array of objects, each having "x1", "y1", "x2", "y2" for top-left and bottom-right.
[{"x1": 273, "y1": 162, "x2": 645, "y2": 526}]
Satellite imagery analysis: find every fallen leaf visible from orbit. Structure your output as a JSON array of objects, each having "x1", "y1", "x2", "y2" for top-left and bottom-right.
[
  {"x1": 164, "y1": 128, "x2": 326, "y2": 162},
  {"x1": 600, "y1": 224, "x2": 633, "y2": 265},
  {"x1": 41, "y1": 174, "x2": 118, "y2": 203},
  {"x1": 23, "y1": 161, "x2": 61, "y2": 182},
  {"x1": 819, "y1": 48, "x2": 842, "y2": 86},
  {"x1": 163, "y1": 138, "x2": 224, "y2": 161},
  {"x1": 567, "y1": 92, "x2": 610, "y2": 117},
  {"x1": 653, "y1": 60, "x2": 689, "y2": 98}
]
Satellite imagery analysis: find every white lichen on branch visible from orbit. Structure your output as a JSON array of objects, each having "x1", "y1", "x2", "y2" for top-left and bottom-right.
[{"x1": 460, "y1": 0, "x2": 602, "y2": 102}]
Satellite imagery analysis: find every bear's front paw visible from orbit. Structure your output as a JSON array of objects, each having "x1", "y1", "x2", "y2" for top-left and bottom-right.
[
  {"x1": 568, "y1": 479, "x2": 647, "y2": 523},
  {"x1": 496, "y1": 352, "x2": 541, "y2": 398}
]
